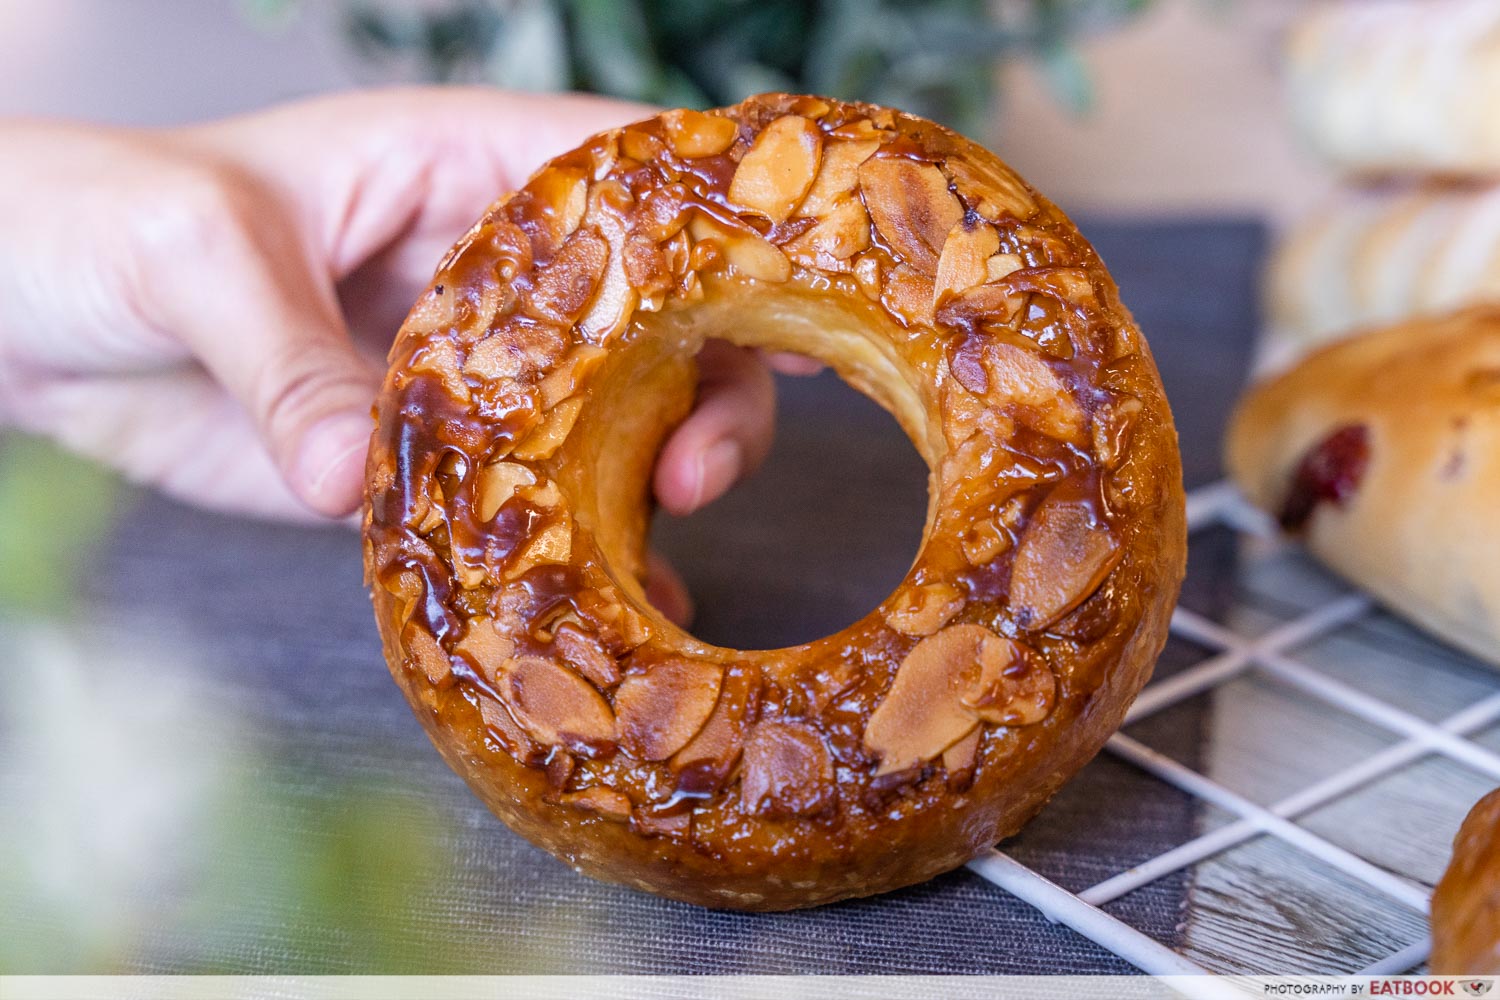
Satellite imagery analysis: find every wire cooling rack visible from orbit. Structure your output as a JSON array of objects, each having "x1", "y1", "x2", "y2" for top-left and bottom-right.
[{"x1": 964, "y1": 481, "x2": 1500, "y2": 979}]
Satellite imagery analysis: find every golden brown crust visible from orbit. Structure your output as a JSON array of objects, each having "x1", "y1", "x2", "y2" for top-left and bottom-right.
[
  {"x1": 1227, "y1": 306, "x2": 1500, "y2": 668},
  {"x1": 362, "y1": 93, "x2": 1186, "y2": 910},
  {"x1": 1432, "y1": 787, "x2": 1500, "y2": 974}
]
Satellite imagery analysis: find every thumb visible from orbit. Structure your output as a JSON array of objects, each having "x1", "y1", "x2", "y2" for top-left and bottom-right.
[{"x1": 137, "y1": 173, "x2": 378, "y2": 517}]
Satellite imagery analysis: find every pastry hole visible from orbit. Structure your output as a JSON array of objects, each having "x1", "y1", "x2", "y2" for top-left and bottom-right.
[
  {"x1": 563, "y1": 281, "x2": 942, "y2": 653},
  {"x1": 651, "y1": 350, "x2": 929, "y2": 649}
]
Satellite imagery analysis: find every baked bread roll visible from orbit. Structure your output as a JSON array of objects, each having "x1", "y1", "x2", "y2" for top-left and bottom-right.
[
  {"x1": 1265, "y1": 185, "x2": 1500, "y2": 370},
  {"x1": 1286, "y1": 0, "x2": 1500, "y2": 177},
  {"x1": 1432, "y1": 787, "x2": 1500, "y2": 974},
  {"x1": 362, "y1": 93, "x2": 1186, "y2": 909},
  {"x1": 1227, "y1": 306, "x2": 1500, "y2": 668}
]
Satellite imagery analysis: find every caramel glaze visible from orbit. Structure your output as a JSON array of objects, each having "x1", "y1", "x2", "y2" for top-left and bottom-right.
[
  {"x1": 1432, "y1": 788, "x2": 1500, "y2": 973},
  {"x1": 362, "y1": 93, "x2": 1187, "y2": 909}
]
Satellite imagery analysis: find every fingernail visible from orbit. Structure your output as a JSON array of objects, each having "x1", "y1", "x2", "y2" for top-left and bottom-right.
[
  {"x1": 294, "y1": 411, "x2": 372, "y2": 516},
  {"x1": 688, "y1": 438, "x2": 742, "y2": 512}
]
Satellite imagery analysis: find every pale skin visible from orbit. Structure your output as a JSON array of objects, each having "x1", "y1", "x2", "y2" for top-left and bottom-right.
[{"x1": 0, "y1": 88, "x2": 818, "y2": 622}]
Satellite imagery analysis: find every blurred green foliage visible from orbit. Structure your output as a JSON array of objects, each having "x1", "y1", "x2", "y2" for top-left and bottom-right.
[
  {"x1": 246, "y1": 0, "x2": 1161, "y2": 133},
  {"x1": 0, "y1": 433, "x2": 123, "y2": 613}
]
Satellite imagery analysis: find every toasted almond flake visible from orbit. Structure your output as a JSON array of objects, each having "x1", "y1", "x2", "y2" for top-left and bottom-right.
[
  {"x1": 944, "y1": 156, "x2": 1036, "y2": 220},
  {"x1": 687, "y1": 213, "x2": 792, "y2": 283},
  {"x1": 505, "y1": 516, "x2": 572, "y2": 580},
  {"x1": 783, "y1": 197, "x2": 871, "y2": 263},
  {"x1": 538, "y1": 344, "x2": 607, "y2": 409},
  {"x1": 615, "y1": 659, "x2": 723, "y2": 761},
  {"x1": 462, "y1": 321, "x2": 567, "y2": 381},
  {"x1": 454, "y1": 617, "x2": 516, "y2": 676},
  {"x1": 385, "y1": 568, "x2": 424, "y2": 628},
  {"x1": 403, "y1": 624, "x2": 450, "y2": 685},
  {"x1": 740, "y1": 720, "x2": 834, "y2": 818},
  {"x1": 661, "y1": 108, "x2": 739, "y2": 158},
  {"x1": 853, "y1": 254, "x2": 882, "y2": 299},
  {"x1": 987, "y1": 253, "x2": 1024, "y2": 282},
  {"x1": 479, "y1": 696, "x2": 541, "y2": 762},
  {"x1": 415, "y1": 494, "x2": 444, "y2": 535},
  {"x1": 403, "y1": 284, "x2": 461, "y2": 337},
  {"x1": 828, "y1": 118, "x2": 889, "y2": 141},
  {"x1": 670, "y1": 666, "x2": 754, "y2": 793},
  {"x1": 964, "y1": 651, "x2": 1056, "y2": 726},
  {"x1": 1009, "y1": 492, "x2": 1121, "y2": 631},
  {"x1": 553, "y1": 622, "x2": 620, "y2": 689},
  {"x1": 577, "y1": 185, "x2": 637, "y2": 344},
  {"x1": 796, "y1": 139, "x2": 880, "y2": 218},
  {"x1": 519, "y1": 478, "x2": 562, "y2": 508},
  {"x1": 881, "y1": 262, "x2": 936, "y2": 327},
  {"x1": 408, "y1": 337, "x2": 469, "y2": 402},
  {"x1": 884, "y1": 581, "x2": 965, "y2": 636},
  {"x1": 631, "y1": 809, "x2": 692, "y2": 839},
  {"x1": 981, "y1": 342, "x2": 1085, "y2": 442},
  {"x1": 728, "y1": 115, "x2": 822, "y2": 224},
  {"x1": 512, "y1": 396, "x2": 583, "y2": 460},
  {"x1": 558, "y1": 786, "x2": 631, "y2": 821},
  {"x1": 960, "y1": 516, "x2": 1009, "y2": 566},
  {"x1": 545, "y1": 750, "x2": 575, "y2": 789},
  {"x1": 529, "y1": 229, "x2": 609, "y2": 323},
  {"x1": 530, "y1": 166, "x2": 589, "y2": 242},
  {"x1": 864, "y1": 624, "x2": 1022, "y2": 775},
  {"x1": 858, "y1": 157, "x2": 963, "y2": 274},
  {"x1": 935, "y1": 220, "x2": 1000, "y2": 306},
  {"x1": 942, "y1": 726, "x2": 982, "y2": 789},
  {"x1": 934, "y1": 284, "x2": 1028, "y2": 344},
  {"x1": 452, "y1": 553, "x2": 487, "y2": 589},
  {"x1": 477, "y1": 461, "x2": 535, "y2": 521},
  {"x1": 501, "y1": 655, "x2": 615, "y2": 751}
]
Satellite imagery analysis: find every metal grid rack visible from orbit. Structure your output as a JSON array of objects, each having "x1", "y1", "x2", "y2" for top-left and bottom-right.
[{"x1": 964, "y1": 481, "x2": 1500, "y2": 979}]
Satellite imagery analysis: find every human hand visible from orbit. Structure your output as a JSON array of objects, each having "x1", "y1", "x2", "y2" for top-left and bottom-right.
[{"x1": 0, "y1": 88, "x2": 811, "y2": 619}]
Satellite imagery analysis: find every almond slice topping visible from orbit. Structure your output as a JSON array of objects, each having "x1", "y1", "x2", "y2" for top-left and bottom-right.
[
  {"x1": 614, "y1": 659, "x2": 723, "y2": 761},
  {"x1": 687, "y1": 214, "x2": 792, "y2": 283},
  {"x1": 934, "y1": 219, "x2": 1001, "y2": 305},
  {"x1": 1009, "y1": 491, "x2": 1122, "y2": 631},
  {"x1": 864, "y1": 624, "x2": 999, "y2": 775},
  {"x1": 962, "y1": 648, "x2": 1057, "y2": 727},
  {"x1": 783, "y1": 197, "x2": 871, "y2": 263},
  {"x1": 504, "y1": 515, "x2": 572, "y2": 580},
  {"x1": 499, "y1": 655, "x2": 615, "y2": 753},
  {"x1": 453, "y1": 616, "x2": 516, "y2": 677},
  {"x1": 512, "y1": 396, "x2": 583, "y2": 461},
  {"x1": 670, "y1": 665, "x2": 755, "y2": 794},
  {"x1": 661, "y1": 108, "x2": 739, "y2": 158},
  {"x1": 942, "y1": 726, "x2": 982, "y2": 791},
  {"x1": 858, "y1": 157, "x2": 963, "y2": 274},
  {"x1": 552, "y1": 622, "x2": 620, "y2": 690},
  {"x1": 740, "y1": 720, "x2": 834, "y2": 819},
  {"x1": 884, "y1": 580, "x2": 966, "y2": 636},
  {"x1": 477, "y1": 461, "x2": 535, "y2": 522},
  {"x1": 537, "y1": 345, "x2": 607, "y2": 409},
  {"x1": 728, "y1": 115, "x2": 822, "y2": 224},
  {"x1": 558, "y1": 787, "x2": 632, "y2": 821},
  {"x1": 403, "y1": 623, "x2": 450, "y2": 686},
  {"x1": 796, "y1": 138, "x2": 881, "y2": 218}
]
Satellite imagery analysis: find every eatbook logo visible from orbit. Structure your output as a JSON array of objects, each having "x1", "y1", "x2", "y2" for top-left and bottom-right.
[{"x1": 1462, "y1": 982, "x2": 1494, "y2": 997}]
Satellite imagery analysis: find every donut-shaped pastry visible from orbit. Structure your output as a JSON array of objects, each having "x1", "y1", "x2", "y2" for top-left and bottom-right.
[
  {"x1": 1432, "y1": 787, "x2": 1500, "y2": 973},
  {"x1": 1227, "y1": 307, "x2": 1500, "y2": 668},
  {"x1": 362, "y1": 93, "x2": 1186, "y2": 910}
]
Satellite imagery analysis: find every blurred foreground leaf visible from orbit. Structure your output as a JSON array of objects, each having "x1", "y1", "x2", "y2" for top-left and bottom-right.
[{"x1": 0, "y1": 434, "x2": 123, "y2": 613}]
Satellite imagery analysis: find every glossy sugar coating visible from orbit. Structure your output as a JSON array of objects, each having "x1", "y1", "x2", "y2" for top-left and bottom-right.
[{"x1": 363, "y1": 93, "x2": 1186, "y2": 910}]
